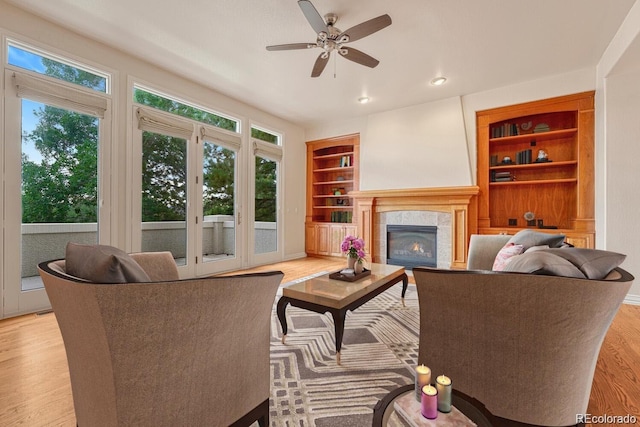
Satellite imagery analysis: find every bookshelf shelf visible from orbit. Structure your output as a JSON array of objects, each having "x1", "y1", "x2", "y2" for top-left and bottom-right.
[
  {"x1": 489, "y1": 178, "x2": 577, "y2": 186},
  {"x1": 313, "y1": 180, "x2": 355, "y2": 186},
  {"x1": 489, "y1": 160, "x2": 577, "y2": 171},
  {"x1": 489, "y1": 128, "x2": 577, "y2": 144},
  {"x1": 313, "y1": 166, "x2": 355, "y2": 173},
  {"x1": 312, "y1": 206, "x2": 355, "y2": 210}
]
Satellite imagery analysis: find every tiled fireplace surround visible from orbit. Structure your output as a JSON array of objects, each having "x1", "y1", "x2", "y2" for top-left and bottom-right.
[
  {"x1": 351, "y1": 187, "x2": 479, "y2": 269},
  {"x1": 380, "y1": 212, "x2": 450, "y2": 269}
]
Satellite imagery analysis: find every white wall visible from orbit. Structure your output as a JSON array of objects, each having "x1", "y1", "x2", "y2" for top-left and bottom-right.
[
  {"x1": 596, "y1": 0, "x2": 640, "y2": 301},
  {"x1": 307, "y1": 97, "x2": 473, "y2": 189},
  {"x1": 604, "y1": 70, "x2": 640, "y2": 274},
  {"x1": 361, "y1": 97, "x2": 471, "y2": 190},
  {"x1": 0, "y1": 1, "x2": 307, "y2": 263}
]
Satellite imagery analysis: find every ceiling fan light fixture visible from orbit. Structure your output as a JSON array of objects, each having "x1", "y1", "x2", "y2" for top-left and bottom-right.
[
  {"x1": 430, "y1": 76, "x2": 447, "y2": 86},
  {"x1": 358, "y1": 96, "x2": 370, "y2": 104},
  {"x1": 266, "y1": 1, "x2": 392, "y2": 78}
]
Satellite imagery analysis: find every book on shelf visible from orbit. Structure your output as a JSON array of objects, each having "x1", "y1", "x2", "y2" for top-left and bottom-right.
[
  {"x1": 339, "y1": 155, "x2": 351, "y2": 167},
  {"x1": 330, "y1": 211, "x2": 352, "y2": 223},
  {"x1": 491, "y1": 170, "x2": 513, "y2": 182},
  {"x1": 491, "y1": 122, "x2": 519, "y2": 138},
  {"x1": 516, "y1": 149, "x2": 532, "y2": 164}
]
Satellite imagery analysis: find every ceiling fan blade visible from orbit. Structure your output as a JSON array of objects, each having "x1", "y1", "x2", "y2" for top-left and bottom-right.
[
  {"x1": 339, "y1": 47, "x2": 379, "y2": 68},
  {"x1": 311, "y1": 52, "x2": 330, "y2": 77},
  {"x1": 341, "y1": 14, "x2": 392, "y2": 43},
  {"x1": 298, "y1": 0, "x2": 328, "y2": 35},
  {"x1": 266, "y1": 43, "x2": 314, "y2": 51}
]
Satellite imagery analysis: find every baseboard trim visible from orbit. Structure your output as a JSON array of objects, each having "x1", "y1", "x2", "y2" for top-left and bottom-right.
[
  {"x1": 283, "y1": 252, "x2": 308, "y2": 261},
  {"x1": 624, "y1": 293, "x2": 640, "y2": 305}
]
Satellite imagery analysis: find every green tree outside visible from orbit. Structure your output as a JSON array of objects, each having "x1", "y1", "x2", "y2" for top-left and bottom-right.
[
  {"x1": 21, "y1": 58, "x2": 100, "y2": 223},
  {"x1": 252, "y1": 127, "x2": 278, "y2": 223},
  {"x1": 21, "y1": 72, "x2": 277, "y2": 226}
]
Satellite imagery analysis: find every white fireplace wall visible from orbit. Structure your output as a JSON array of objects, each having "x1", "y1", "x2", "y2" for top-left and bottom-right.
[{"x1": 376, "y1": 211, "x2": 452, "y2": 269}]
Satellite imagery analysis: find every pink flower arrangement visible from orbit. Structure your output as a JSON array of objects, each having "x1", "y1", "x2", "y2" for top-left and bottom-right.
[{"x1": 341, "y1": 235, "x2": 366, "y2": 261}]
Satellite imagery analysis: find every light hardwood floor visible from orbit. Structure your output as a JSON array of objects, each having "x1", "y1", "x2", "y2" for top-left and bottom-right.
[{"x1": 0, "y1": 257, "x2": 638, "y2": 426}]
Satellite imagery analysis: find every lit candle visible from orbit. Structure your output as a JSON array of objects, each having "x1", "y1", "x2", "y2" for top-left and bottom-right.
[
  {"x1": 421, "y1": 384, "x2": 438, "y2": 419},
  {"x1": 436, "y1": 374, "x2": 452, "y2": 413},
  {"x1": 414, "y1": 364, "x2": 431, "y2": 401}
]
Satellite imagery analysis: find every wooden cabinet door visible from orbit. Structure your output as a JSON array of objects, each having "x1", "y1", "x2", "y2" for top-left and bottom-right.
[
  {"x1": 305, "y1": 224, "x2": 317, "y2": 254},
  {"x1": 316, "y1": 224, "x2": 331, "y2": 255},
  {"x1": 564, "y1": 232, "x2": 594, "y2": 248}
]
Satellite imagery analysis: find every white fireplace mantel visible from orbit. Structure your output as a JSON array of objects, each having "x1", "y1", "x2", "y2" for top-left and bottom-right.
[{"x1": 350, "y1": 186, "x2": 479, "y2": 269}]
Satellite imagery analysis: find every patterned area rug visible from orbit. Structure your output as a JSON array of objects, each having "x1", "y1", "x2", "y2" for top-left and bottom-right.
[{"x1": 267, "y1": 273, "x2": 419, "y2": 426}]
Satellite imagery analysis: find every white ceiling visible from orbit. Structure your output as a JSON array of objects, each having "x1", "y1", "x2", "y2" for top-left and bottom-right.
[{"x1": 7, "y1": 0, "x2": 636, "y2": 128}]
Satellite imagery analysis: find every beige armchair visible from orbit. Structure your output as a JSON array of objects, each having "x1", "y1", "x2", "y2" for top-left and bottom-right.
[
  {"x1": 38, "y1": 252, "x2": 283, "y2": 427},
  {"x1": 412, "y1": 235, "x2": 633, "y2": 426}
]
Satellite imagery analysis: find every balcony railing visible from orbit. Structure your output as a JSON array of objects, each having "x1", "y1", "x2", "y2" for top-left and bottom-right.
[{"x1": 21, "y1": 215, "x2": 276, "y2": 278}]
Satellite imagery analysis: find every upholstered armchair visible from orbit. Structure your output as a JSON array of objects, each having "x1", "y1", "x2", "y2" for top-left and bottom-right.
[
  {"x1": 38, "y1": 251, "x2": 283, "y2": 427},
  {"x1": 412, "y1": 234, "x2": 634, "y2": 426}
]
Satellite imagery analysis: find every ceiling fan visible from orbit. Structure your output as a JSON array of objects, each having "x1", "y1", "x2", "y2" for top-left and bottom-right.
[{"x1": 266, "y1": 0, "x2": 392, "y2": 77}]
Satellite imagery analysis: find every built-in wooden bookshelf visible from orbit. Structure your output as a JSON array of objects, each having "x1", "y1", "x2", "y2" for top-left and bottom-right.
[
  {"x1": 476, "y1": 92, "x2": 595, "y2": 248},
  {"x1": 305, "y1": 134, "x2": 359, "y2": 256}
]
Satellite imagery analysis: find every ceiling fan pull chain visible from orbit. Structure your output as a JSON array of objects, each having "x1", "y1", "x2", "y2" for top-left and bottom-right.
[{"x1": 334, "y1": 52, "x2": 337, "y2": 78}]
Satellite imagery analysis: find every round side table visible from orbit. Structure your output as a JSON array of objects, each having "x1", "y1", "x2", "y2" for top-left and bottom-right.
[{"x1": 372, "y1": 384, "x2": 494, "y2": 427}]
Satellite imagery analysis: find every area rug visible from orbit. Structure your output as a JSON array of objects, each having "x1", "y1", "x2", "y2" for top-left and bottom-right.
[{"x1": 267, "y1": 276, "x2": 419, "y2": 426}]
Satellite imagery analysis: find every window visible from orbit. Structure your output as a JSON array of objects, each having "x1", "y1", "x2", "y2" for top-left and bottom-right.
[
  {"x1": 134, "y1": 86, "x2": 238, "y2": 131},
  {"x1": 7, "y1": 41, "x2": 108, "y2": 93},
  {"x1": 251, "y1": 126, "x2": 282, "y2": 256},
  {"x1": 3, "y1": 40, "x2": 111, "y2": 317}
]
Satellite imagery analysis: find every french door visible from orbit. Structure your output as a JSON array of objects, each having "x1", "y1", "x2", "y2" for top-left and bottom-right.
[
  {"x1": 2, "y1": 71, "x2": 109, "y2": 318},
  {"x1": 196, "y1": 128, "x2": 242, "y2": 275},
  {"x1": 134, "y1": 107, "x2": 244, "y2": 277}
]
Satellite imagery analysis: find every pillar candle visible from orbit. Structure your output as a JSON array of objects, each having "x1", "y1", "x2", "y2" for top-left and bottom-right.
[
  {"x1": 414, "y1": 364, "x2": 431, "y2": 401},
  {"x1": 436, "y1": 374, "x2": 452, "y2": 413},
  {"x1": 421, "y1": 384, "x2": 438, "y2": 419}
]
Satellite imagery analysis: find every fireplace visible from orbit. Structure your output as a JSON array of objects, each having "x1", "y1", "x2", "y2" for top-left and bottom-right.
[{"x1": 386, "y1": 225, "x2": 437, "y2": 269}]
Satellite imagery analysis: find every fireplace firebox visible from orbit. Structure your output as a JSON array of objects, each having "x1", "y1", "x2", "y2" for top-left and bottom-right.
[{"x1": 386, "y1": 225, "x2": 437, "y2": 269}]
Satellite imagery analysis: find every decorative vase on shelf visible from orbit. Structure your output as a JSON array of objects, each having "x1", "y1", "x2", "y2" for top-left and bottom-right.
[
  {"x1": 354, "y1": 261, "x2": 364, "y2": 274},
  {"x1": 347, "y1": 255, "x2": 356, "y2": 270}
]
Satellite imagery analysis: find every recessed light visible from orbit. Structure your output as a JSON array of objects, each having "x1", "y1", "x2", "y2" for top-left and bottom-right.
[
  {"x1": 430, "y1": 77, "x2": 447, "y2": 86},
  {"x1": 358, "y1": 96, "x2": 370, "y2": 104}
]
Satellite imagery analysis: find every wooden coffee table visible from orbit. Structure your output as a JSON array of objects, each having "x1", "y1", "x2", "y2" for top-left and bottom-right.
[{"x1": 277, "y1": 263, "x2": 408, "y2": 364}]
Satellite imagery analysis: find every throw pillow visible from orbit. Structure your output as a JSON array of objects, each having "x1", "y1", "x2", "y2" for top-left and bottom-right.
[
  {"x1": 65, "y1": 242, "x2": 151, "y2": 283},
  {"x1": 507, "y1": 229, "x2": 565, "y2": 251},
  {"x1": 503, "y1": 251, "x2": 586, "y2": 278},
  {"x1": 538, "y1": 248, "x2": 626, "y2": 280},
  {"x1": 492, "y1": 242, "x2": 525, "y2": 271}
]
